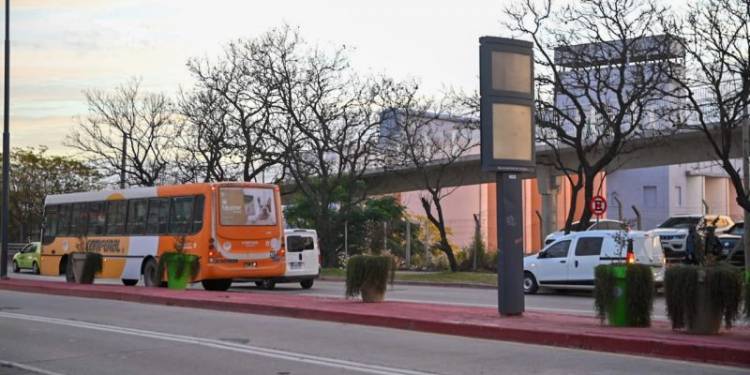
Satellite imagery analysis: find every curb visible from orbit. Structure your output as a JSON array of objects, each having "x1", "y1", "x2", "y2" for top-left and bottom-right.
[
  {"x1": 319, "y1": 276, "x2": 498, "y2": 290},
  {"x1": 1, "y1": 279, "x2": 748, "y2": 368}
]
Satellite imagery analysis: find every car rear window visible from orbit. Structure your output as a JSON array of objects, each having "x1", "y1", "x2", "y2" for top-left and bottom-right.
[
  {"x1": 287, "y1": 235, "x2": 315, "y2": 252},
  {"x1": 575, "y1": 237, "x2": 603, "y2": 256}
]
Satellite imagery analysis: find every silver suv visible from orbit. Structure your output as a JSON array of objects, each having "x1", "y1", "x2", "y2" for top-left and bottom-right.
[{"x1": 651, "y1": 215, "x2": 734, "y2": 259}]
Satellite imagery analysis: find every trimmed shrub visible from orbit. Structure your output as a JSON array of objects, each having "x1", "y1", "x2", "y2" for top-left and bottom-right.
[
  {"x1": 594, "y1": 264, "x2": 654, "y2": 326},
  {"x1": 345, "y1": 255, "x2": 395, "y2": 300},
  {"x1": 665, "y1": 265, "x2": 743, "y2": 330},
  {"x1": 625, "y1": 264, "x2": 654, "y2": 327},
  {"x1": 74, "y1": 252, "x2": 103, "y2": 284}
]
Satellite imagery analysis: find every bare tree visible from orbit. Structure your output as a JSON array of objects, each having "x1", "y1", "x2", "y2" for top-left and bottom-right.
[
  {"x1": 380, "y1": 82, "x2": 478, "y2": 271},
  {"x1": 663, "y1": 0, "x2": 749, "y2": 267},
  {"x1": 174, "y1": 86, "x2": 237, "y2": 183},
  {"x1": 505, "y1": 0, "x2": 682, "y2": 231},
  {"x1": 255, "y1": 26, "x2": 386, "y2": 266},
  {"x1": 179, "y1": 40, "x2": 281, "y2": 183},
  {"x1": 66, "y1": 78, "x2": 176, "y2": 186}
]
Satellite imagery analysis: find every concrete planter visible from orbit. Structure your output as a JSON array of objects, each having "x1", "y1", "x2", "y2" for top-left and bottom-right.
[
  {"x1": 70, "y1": 252, "x2": 102, "y2": 284},
  {"x1": 360, "y1": 287, "x2": 385, "y2": 303},
  {"x1": 687, "y1": 280, "x2": 722, "y2": 335}
]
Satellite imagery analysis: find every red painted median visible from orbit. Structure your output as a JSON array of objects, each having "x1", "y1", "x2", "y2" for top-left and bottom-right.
[{"x1": 1, "y1": 278, "x2": 748, "y2": 368}]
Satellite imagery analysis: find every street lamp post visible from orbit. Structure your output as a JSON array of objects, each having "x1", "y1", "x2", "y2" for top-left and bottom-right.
[
  {"x1": 479, "y1": 37, "x2": 535, "y2": 316},
  {"x1": 1, "y1": 0, "x2": 10, "y2": 279}
]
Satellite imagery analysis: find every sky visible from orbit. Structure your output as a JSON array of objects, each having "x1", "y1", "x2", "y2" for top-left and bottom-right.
[{"x1": 3, "y1": 0, "x2": 507, "y2": 153}]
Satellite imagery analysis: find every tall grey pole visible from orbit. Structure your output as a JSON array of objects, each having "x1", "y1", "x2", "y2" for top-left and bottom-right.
[
  {"x1": 743, "y1": 66, "x2": 749, "y2": 278},
  {"x1": 743, "y1": 0, "x2": 749, "y2": 280},
  {"x1": 1, "y1": 0, "x2": 10, "y2": 279},
  {"x1": 497, "y1": 173, "x2": 524, "y2": 315}
]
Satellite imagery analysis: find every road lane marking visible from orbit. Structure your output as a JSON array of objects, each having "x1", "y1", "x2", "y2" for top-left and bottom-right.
[
  {"x1": 0, "y1": 360, "x2": 67, "y2": 375},
  {"x1": 0, "y1": 312, "x2": 438, "y2": 375}
]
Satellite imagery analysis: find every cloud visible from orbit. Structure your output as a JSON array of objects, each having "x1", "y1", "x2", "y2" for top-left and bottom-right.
[
  {"x1": 10, "y1": 115, "x2": 76, "y2": 154},
  {"x1": 16, "y1": 0, "x2": 124, "y2": 10}
]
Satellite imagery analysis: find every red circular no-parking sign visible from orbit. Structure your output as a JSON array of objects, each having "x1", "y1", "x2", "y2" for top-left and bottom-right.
[{"x1": 590, "y1": 195, "x2": 608, "y2": 216}]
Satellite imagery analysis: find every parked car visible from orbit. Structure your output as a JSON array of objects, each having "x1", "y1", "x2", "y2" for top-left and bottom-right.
[
  {"x1": 523, "y1": 231, "x2": 664, "y2": 294},
  {"x1": 12, "y1": 242, "x2": 41, "y2": 274},
  {"x1": 721, "y1": 236, "x2": 746, "y2": 269},
  {"x1": 726, "y1": 221, "x2": 744, "y2": 236},
  {"x1": 718, "y1": 234, "x2": 741, "y2": 255},
  {"x1": 252, "y1": 229, "x2": 320, "y2": 290},
  {"x1": 544, "y1": 219, "x2": 628, "y2": 245},
  {"x1": 651, "y1": 215, "x2": 734, "y2": 260}
]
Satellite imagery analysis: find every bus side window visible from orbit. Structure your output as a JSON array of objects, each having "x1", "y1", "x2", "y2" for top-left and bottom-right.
[
  {"x1": 106, "y1": 200, "x2": 127, "y2": 235},
  {"x1": 87, "y1": 202, "x2": 106, "y2": 236},
  {"x1": 128, "y1": 199, "x2": 148, "y2": 235},
  {"x1": 146, "y1": 198, "x2": 170, "y2": 235},
  {"x1": 58, "y1": 204, "x2": 71, "y2": 236},
  {"x1": 44, "y1": 205, "x2": 59, "y2": 240},
  {"x1": 192, "y1": 195, "x2": 205, "y2": 233},
  {"x1": 169, "y1": 196, "x2": 194, "y2": 234},
  {"x1": 70, "y1": 203, "x2": 89, "y2": 236}
]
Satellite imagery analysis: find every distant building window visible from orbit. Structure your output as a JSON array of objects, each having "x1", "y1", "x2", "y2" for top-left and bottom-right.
[
  {"x1": 644, "y1": 186, "x2": 657, "y2": 208},
  {"x1": 675, "y1": 186, "x2": 682, "y2": 207}
]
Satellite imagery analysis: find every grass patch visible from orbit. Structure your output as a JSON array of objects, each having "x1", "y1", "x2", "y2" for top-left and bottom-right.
[{"x1": 322, "y1": 268, "x2": 497, "y2": 286}]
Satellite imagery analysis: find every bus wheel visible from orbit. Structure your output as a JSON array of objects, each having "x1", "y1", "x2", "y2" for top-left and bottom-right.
[
  {"x1": 300, "y1": 279, "x2": 314, "y2": 289},
  {"x1": 259, "y1": 280, "x2": 276, "y2": 290},
  {"x1": 12, "y1": 261, "x2": 19, "y2": 273},
  {"x1": 32, "y1": 262, "x2": 40, "y2": 275},
  {"x1": 122, "y1": 279, "x2": 138, "y2": 286},
  {"x1": 143, "y1": 258, "x2": 161, "y2": 287},
  {"x1": 202, "y1": 279, "x2": 232, "y2": 291}
]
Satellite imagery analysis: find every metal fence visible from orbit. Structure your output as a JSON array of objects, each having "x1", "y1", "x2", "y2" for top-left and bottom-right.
[{"x1": 5, "y1": 243, "x2": 28, "y2": 262}]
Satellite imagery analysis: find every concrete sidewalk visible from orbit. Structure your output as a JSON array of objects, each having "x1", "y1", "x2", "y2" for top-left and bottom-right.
[{"x1": 1, "y1": 278, "x2": 748, "y2": 368}]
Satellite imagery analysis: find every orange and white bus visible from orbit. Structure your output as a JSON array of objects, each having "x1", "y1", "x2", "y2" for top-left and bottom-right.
[{"x1": 39, "y1": 182, "x2": 286, "y2": 291}]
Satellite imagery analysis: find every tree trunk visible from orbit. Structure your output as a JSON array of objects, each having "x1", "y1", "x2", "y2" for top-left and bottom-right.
[
  {"x1": 420, "y1": 196, "x2": 458, "y2": 272},
  {"x1": 578, "y1": 172, "x2": 597, "y2": 230},
  {"x1": 440, "y1": 241, "x2": 458, "y2": 271},
  {"x1": 563, "y1": 177, "x2": 583, "y2": 234}
]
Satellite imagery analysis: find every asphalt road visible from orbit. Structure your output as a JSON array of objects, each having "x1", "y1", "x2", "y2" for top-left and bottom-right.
[
  {"x1": 234, "y1": 279, "x2": 671, "y2": 319},
  {"x1": 0, "y1": 290, "x2": 745, "y2": 375},
  {"x1": 8, "y1": 269, "x2": 668, "y2": 319}
]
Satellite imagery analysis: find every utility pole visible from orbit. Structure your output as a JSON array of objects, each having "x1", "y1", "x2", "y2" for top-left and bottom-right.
[
  {"x1": 1, "y1": 0, "x2": 11, "y2": 279},
  {"x1": 383, "y1": 221, "x2": 387, "y2": 254},
  {"x1": 743, "y1": 0, "x2": 749, "y2": 280},
  {"x1": 405, "y1": 220, "x2": 411, "y2": 269},
  {"x1": 344, "y1": 220, "x2": 348, "y2": 259},
  {"x1": 120, "y1": 132, "x2": 127, "y2": 188},
  {"x1": 743, "y1": 32, "x2": 750, "y2": 278}
]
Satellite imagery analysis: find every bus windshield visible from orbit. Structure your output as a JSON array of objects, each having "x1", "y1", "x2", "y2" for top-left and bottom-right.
[{"x1": 220, "y1": 187, "x2": 277, "y2": 226}]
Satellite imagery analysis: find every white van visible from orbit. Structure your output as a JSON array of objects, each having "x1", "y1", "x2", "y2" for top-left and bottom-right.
[
  {"x1": 256, "y1": 229, "x2": 320, "y2": 290},
  {"x1": 523, "y1": 230, "x2": 664, "y2": 294}
]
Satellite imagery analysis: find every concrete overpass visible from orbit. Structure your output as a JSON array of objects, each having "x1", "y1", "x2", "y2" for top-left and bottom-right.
[{"x1": 282, "y1": 127, "x2": 740, "y2": 237}]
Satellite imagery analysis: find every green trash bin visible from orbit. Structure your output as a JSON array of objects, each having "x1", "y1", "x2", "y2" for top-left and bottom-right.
[
  {"x1": 165, "y1": 254, "x2": 198, "y2": 290},
  {"x1": 607, "y1": 265, "x2": 629, "y2": 327}
]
